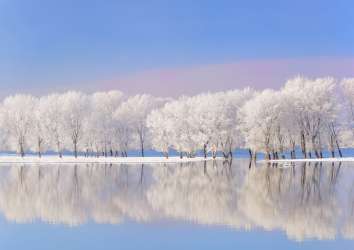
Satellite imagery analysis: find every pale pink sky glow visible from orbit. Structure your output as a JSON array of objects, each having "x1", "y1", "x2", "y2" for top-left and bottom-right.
[
  {"x1": 2, "y1": 57, "x2": 352, "y2": 99},
  {"x1": 102, "y1": 57, "x2": 354, "y2": 97}
]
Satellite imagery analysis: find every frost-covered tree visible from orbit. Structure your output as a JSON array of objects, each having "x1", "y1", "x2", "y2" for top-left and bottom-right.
[
  {"x1": 341, "y1": 78, "x2": 354, "y2": 146},
  {"x1": 239, "y1": 89, "x2": 282, "y2": 160},
  {"x1": 61, "y1": 91, "x2": 89, "y2": 158},
  {"x1": 166, "y1": 97, "x2": 200, "y2": 157},
  {"x1": 341, "y1": 78, "x2": 354, "y2": 121},
  {"x1": 238, "y1": 77, "x2": 340, "y2": 160},
  {"x1": 86, "y1": 90, "x2": 124, "y2": 157},
  {"x1": 29, "y1": 98, "x2": 47, "y2": 157},
  {"x1": 147, "y1": 89, "x2": 254, "y2": 158},
  {"x1": 40, "y1": 94, "x2": 66, "y2": 157},
  {"x1": 216, "y1": 89, "x2": 255, "y2": 158},
  {"x1": 1, "y1": 94, "x2": 37, "y2": 156},
  {"x1": 146, "y1": 108, "x2": 173, "y2": 158},
  {"x1": 113, "y1": 105, "x2": 133, "y2": 157},
  {"x1": 186, "y1": 89, "x2": 254, "y2": 158},
  {"x1": 0, "y1": 106, "x2": 8, "y2": 153},
  {"x1": 282, "y1": 77, "x2": 339, "y2": 158},
  {"x1": 118, "y1": 94, "x2": 166, "y2": 157}
]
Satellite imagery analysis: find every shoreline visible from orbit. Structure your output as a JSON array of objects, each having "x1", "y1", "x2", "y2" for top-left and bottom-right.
[
  {"x1": 0, "y1": 156, "x2": 218, "y2": 165},
  {"x1": 0, "y1": 155, "x2": 353, "y2": 165}
]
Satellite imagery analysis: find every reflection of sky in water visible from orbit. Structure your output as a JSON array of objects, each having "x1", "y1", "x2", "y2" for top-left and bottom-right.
[{"x1": 0, "y1": 160, "x2": 353, "y2": 249}]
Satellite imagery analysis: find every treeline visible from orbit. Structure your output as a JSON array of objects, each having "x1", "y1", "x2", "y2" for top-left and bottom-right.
[
  {"x1": 148, "y1": 76, "x2": 354, "y2": 160},
  {"x1": 0, "y1": 92, "x2": 166, "y2": 158},
  {"x1": 0, "y1": 76, "x2": 354, "y2": 159}
]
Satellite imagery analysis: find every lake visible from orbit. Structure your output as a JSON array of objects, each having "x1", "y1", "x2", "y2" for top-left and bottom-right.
[{"x1": 0, "y1": 160, "x2": 353, "y2": 250}]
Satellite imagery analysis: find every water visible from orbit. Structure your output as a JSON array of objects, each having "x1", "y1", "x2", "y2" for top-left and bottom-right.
[{"x1": 0, "y1": 160, "x2": 353, "y2": 249}]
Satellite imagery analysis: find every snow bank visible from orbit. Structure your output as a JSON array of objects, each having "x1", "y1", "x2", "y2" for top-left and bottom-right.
[{"x1": 0, "y1": 156, "x2": 216, "y2": 165}]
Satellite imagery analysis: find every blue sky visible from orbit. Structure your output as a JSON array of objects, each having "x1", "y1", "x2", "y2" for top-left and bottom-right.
[{"x1": 0, "y1": 0, "x2": 353, "y2": 97}]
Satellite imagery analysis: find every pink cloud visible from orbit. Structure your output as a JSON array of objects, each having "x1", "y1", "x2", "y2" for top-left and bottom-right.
[{"x1": 102, "y1": 57, "x2": 354, "y2": 97}]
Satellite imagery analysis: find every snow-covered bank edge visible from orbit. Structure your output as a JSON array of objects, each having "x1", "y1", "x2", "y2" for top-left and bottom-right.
[
  {"x1": 260, "y1": 157, "x2": 354, "y2": 163},
  {"x1": 0, "y1": 156, "x2": 218, "y2": 165}
]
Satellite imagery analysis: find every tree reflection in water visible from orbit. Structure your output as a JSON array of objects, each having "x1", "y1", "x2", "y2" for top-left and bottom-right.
[{"x1": 0, "y1": 160, "x2": 353, "y2": 241}]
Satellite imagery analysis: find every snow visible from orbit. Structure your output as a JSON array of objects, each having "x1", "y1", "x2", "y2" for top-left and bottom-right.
[
  {"x1": 0, "y1": 156, "x2": 216, "y2": 164},
  {"x1": 261, "y1": 157, "x2": 354, "y2": 163}
]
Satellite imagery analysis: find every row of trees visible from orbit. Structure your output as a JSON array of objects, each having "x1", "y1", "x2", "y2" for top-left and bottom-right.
[
  {"x1": 0, "y1": 76, "x2": 353, "y2": 159},
  {"x1": 0, "y1": 91, "x2": 166, "y2": 157},
  {"x1": 148, "y1": 76, "x2": 354, "y2": 159},
  {"x1": 241, "y1": 77, "x2": 354, "y2": 160}
]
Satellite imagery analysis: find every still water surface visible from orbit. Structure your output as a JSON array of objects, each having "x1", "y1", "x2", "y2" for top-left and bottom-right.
[{"x1": 0, "y1": 160, "x2": 353, "y2": 249}]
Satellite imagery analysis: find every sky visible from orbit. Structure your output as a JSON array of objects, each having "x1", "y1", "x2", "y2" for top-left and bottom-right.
[{"x1": 0, "y1": 0, "x2": 353, "y2": 97}]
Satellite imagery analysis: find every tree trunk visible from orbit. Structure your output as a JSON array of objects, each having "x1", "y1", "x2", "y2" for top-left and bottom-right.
[
  {"x1": 20, "y1": 142, "x2": 25, "y2": 157},
  {"x1": 252, "y1": 151, "x2": 257, "y2": 162},
  {"x1": 57, "y1": 142, "x2": 62, "y2": 158},
  {"x1": 38, "y1": 139, "x2": 42, "y2": 158},
  {"x1": 164, "y1": 152, "x2": 169, "y2": 159},
  {"x1": 229, "y1": 150, "x2": 233, "y2": 159},
  {"x1": 335, "y1": 139, "x2": 343, "y2": 158},
  {"x1": 272, "y1": 151, "x2": 276, "y2": 159},
  {"x1": 141, "y1": 141, "x2": 144, "y2": 157},
  {"x1": 300, "y1": 132, "x2": 307, "y2": 158},
  {"x1": 292, "y1": 141, "x2": 296, "y2": 159},
  {"x1": 74, "y1": 142, "x2": 78, "y2": 158},
  {"x1": 265, "y1": 152, "x2": 270, "y2": 160}
]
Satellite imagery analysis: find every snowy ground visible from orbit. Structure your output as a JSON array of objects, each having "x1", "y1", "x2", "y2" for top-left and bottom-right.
[
  {"x1": 0, "y1": 156, "x2": 217, "y2": 164},
  {"x1": 261, "y1": 157, "x2": 354, "y2": 163}
]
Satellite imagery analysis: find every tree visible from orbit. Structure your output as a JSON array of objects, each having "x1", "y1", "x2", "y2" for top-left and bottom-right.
[
  {"x1": 88, "y1": 90, "x2": 124, "y2": 157},
  {"x1": 341, "y1": 78, "x2": 354, "y2": 139},
  {"x1": 118, "y1": 94, "x2": 166, "y2": 157},
  {"x1": 29, "y1": 98, "x2": 47, "y2": 157},
  {"x1": 146, "y1": 108, "x2": 173, "y2": 158},
  {"x1": 40, "y1": 94, "x2": 66, "y2": 157},
  {"x1": 239, "y1": 89, "x2": 281, "y2": 160},
  {"x1": 1, "y1": 94, "x2": 37, "y2": 156},
  {"x1": 217, "y1": 89, "x2": 255, "y2": 158},
  {"x1": 282, "y1": 76, "x2": 338, "y2": 158},
  {"x1": 113, "y1": 105, "x2": 133, "y2": 157},
  {"x1": 0, "y1": 105, "x2": 9, "y2": 153},
  {"x1": 61, "y1": 91, "x2": 89, "y2": 158}
]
